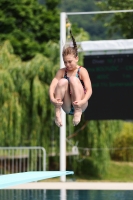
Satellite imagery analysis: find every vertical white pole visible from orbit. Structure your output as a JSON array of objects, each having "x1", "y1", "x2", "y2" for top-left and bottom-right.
[
  {"x1": 60, "y1": 189, "x2": 66, "y2": 200},
  {"x1": 60, "y1": 12, "x2": 66, "y2": 182}
]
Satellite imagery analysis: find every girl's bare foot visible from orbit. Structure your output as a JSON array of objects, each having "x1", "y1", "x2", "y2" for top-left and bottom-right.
[
  {"x1": 55, "y1": 107, "x2": 62, "y2": 127},
  {"x1": 73, "y1": 107, "x2": 82, "y2": 126}
]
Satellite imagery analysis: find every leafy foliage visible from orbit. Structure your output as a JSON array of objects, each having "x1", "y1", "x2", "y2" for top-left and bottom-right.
[
  {"x1": 0, "y1": 40, "x2": 59, "y2": 151},
  {"x1": 66, "y1": 116, "x2": 123, "y2": 177},
  {"x1": 111, "y1": 122, "x2": 133, "y2": 161},
  {"x1": 0, "y1": 0, "x2": 60, "y2": 60},
  {"x1": 96, "y1": 0, "x2": 133, "y2": 38},
  {"x1": 59, "y1": 0, "x2": 121, "y2": 40}
]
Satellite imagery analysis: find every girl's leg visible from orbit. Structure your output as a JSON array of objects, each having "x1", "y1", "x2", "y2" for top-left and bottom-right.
[
  {"x1": 69, "y1": 76, "x2": 88, "y2": 126},
  {"x1": 54, "y1": 78, "x2": 71, "y2": 127}
]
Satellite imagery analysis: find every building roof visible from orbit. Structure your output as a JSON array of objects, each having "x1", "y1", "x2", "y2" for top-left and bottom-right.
[{"x1": 79, "y1": 39, "x2": 133, "y2": 55}]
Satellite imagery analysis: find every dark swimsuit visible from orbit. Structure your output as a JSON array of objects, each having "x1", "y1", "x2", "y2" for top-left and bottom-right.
[{"x1": 64, "y1": 66, "x2": 86, "y2": 115}]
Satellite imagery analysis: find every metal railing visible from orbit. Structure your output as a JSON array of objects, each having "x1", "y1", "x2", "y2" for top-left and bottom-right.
[
  {"x1": 0, "y1": 190, "x2": 47, "y2": 200},
  {"x1": 0, "y1": 147, "x2": 46, "y2": 174}
]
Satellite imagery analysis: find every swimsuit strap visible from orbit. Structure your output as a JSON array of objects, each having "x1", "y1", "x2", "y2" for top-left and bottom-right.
[
  {"x1": 64, "y1": 66, "x2": 82, "y2": 79},
  {"x1": 64, "y1": 68, "x2": 68, "y2": 79},
  {"x1": 77, "y1": 66, "x2": 85, "y2": 89},
  {"x1": 76, "y1": 66, "x2": 82, "y2": 78}
]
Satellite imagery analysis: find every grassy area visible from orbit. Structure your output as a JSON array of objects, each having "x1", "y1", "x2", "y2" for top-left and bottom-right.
[
  {"x1": 76, "y1": 161, "x2": 133, "y2": 182},
  {"x1": 42, "y1": 161, "x2": 133, "y2": 182},
  {"x1": 102, "y1": 161, "x2": 133, "y2": 182}
]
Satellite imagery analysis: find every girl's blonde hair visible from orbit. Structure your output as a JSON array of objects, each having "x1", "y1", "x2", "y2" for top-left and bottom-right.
[{"x1": 62, "y1": 30, "x2": 78, "y2": 58}]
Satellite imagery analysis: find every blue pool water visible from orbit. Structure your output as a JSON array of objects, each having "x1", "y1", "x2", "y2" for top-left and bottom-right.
[{"x1": 0, "y1": 190, "x2": 133, "y2": 200}]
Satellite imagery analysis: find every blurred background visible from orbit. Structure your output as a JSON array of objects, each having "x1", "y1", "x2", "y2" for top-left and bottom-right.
[{"x1": 0, "y1": 0, "x2": 133, "y2": 182}]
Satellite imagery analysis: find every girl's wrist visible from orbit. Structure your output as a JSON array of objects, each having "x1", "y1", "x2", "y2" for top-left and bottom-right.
[{"x1": 50, "y1": 98, "x2": 54, "y2": 103}]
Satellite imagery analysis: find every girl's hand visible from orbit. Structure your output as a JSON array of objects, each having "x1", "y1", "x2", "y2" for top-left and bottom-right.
[
  {"x1": 52, "y1": 98, "x2": 63, "y2": 107},
  {"x1": 73, "y1": 100, "x2": 84, "y2": 108}
]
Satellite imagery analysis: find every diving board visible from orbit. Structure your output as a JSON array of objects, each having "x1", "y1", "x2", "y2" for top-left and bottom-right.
[{"x1": 0, "y1": 171, "x2": 74, "y2": 189}]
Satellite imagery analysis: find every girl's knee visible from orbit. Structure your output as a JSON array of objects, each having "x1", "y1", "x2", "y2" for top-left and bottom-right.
[
  {"x1": 69, "y1": 76, "x2": 79, "y2": 85},
  {"x1": 57, "y1": 78, "x2": 68, "y2": 87}
]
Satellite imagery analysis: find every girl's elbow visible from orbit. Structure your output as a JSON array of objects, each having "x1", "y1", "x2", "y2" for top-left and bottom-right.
[{"x1": 89, "y1": 87, "x2": 92, "y2": 97}]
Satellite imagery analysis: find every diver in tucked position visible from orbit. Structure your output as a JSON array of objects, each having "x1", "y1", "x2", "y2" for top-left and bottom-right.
[{"x1": 49, "y1": 31, "x2": 92, "y2": 127}]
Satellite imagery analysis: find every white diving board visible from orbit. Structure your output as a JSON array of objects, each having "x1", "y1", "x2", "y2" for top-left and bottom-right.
[{"x1": 0, "y1": 171, "x2": 74, "y2": 189}]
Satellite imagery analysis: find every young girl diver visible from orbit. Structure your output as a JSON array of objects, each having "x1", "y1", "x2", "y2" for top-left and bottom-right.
[{"x1": 49, "y1": 31, "x2": 92, "y2": 127}]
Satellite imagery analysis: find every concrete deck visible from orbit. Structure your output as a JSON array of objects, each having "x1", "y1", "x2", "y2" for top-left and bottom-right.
[{"x1": 7, "y1": 182, "x2": 133, "y2": 190}]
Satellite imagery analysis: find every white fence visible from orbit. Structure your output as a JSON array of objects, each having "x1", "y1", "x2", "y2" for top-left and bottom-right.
[{"x1": 0, "y1": 147, "x2": 46, "y2": 174}]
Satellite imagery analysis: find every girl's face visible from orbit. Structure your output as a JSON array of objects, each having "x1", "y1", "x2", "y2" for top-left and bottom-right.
[{"x1": 63, "y1": 54, "x2": 78, "y2": 70}]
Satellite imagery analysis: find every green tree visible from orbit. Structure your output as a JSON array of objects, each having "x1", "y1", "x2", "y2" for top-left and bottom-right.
[
  {"x1": 96, "y1": 0, "x2": 133, "y2": 38},
  {"x1": 66, "y1": 115, "x2": 123, "y2": 177},
  {"x1": 111, "y1": 122, "x2": 133, "y2": 161},
  {"x1": 0, "y1": 40, "x2": 60, "y2": 151},
  {"x1": 0, "y1": 0, "x2": 60, "y2": 60},
  {"x1": 59, "y1": 0, "x2": 120, "y2": 40},
  {"x1": 86, "y1": 120, "x2": 122, "y2": 176}
]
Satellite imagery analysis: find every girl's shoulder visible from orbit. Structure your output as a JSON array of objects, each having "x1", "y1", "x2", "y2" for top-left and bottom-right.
[
  {"x1": 56, "y1": 68, "x2": 66, "y2": 78},
  {"x1": 79, "y1": 66, "x2": 88, "y2": 73},
  {"x1": 57, "y1": 68, "x2": 65, "y2": 73},
  {"x1": 59, "y1": 68, "x2": 66, "y2": 74}
]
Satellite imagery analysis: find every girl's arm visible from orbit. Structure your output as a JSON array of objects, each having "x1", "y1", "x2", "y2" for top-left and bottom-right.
[
  {"x1": 49, "y1": 69, "x2": 64, "y2": 103},
  {"x1": 81, "y1": 67, "x2": 92, "y2": 103}
]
